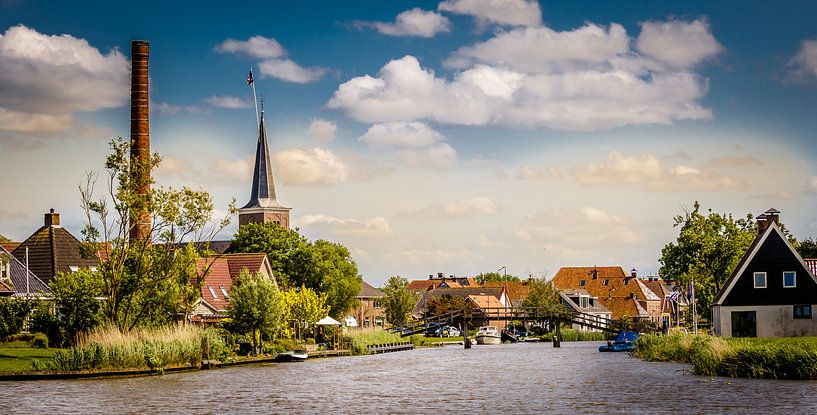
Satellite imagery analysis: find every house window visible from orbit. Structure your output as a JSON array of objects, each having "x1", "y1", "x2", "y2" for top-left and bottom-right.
[
  {"x1": 753, "y1": 272, "x2": 767, "y2": 288},
  {"x1": 579, "y1": 297, "x2": 589, "y2": 308},
  {"x1": 375, "y1": 317, "x2": 384, "y2": 327},
  {"x1": 220, "y1": 287, "x2": 229, "y2": 299},
  {"x1": 208, "y1": 286, "x2": 219, "y2": 300},
  {"x1": 603, "y1": 279, "x2": 609, "y2": 286},
  {"x1": 783, "y1": 271, "x2": 796, "y2": 288},
  {"x1": 373, "y1": 300, "x2": 381, "y2": 308},
  {"x1": 69, "y1": 266, "x2": 79, "y2": 272},
  {"x1": 579, "y1": 279, "x2": 586, "y2": 287},
  {"x1": 794, "y1": 305, "x2": 812, "y2": 319}
]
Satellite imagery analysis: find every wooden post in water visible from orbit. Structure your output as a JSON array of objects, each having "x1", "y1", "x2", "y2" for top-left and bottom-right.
[
  {"x1": 553, "y1": 319, "x2": 561, "y2": 348},
  {"x1": 462, "y1": 322, "x2": 471, "y2": 349}
]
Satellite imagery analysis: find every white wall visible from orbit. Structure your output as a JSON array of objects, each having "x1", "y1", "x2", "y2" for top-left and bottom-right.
[{"x1": 713, "y1": 305, "x2": 817, "y2": 337}]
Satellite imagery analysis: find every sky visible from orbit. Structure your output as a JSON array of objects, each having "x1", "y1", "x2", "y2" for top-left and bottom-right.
[{"x1": 1, "y1": 0, "x2": 817, "y2": 286}]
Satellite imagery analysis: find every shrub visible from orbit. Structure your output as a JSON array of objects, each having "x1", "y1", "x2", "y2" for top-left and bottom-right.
[
  {"x1": 347, "y1": 329, "x2": 402, "y2": 355},
  {"x1": 31, "y1": 332, "x2": 49, "y2": 349},
  {"x1": 29, "y1": 305, "x2": 63, "y2": 347}
]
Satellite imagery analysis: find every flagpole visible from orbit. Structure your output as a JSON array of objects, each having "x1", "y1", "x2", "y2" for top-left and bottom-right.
[{"x1": 692, "y1": 280, "x2": 697, "y2": 334}]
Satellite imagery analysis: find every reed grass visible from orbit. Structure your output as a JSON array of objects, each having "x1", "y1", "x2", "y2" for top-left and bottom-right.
[
  {"x1": 634, "y1": 334, "x2": 817, "y2": 380},
  {"x1": 540, "y1": 329, "x2": 607, "y2": 342},
  {"x1": 49, "y1": 325, "x2": 228, "y2": 371},
  {"x1": 346, "y1": 328, "x2": 403, "y2": 355}
]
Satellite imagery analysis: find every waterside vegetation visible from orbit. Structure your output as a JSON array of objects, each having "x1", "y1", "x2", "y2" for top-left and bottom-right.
[{"x1": 634, "y1": 333, "x2": 817, "y2": 380}]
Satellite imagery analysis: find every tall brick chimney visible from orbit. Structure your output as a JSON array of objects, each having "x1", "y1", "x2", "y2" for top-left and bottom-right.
[{"x1": 129, "y1": 40, "x2": 151, "y2": 242}]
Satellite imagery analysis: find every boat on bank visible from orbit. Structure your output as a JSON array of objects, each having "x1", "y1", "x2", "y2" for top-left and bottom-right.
[
  {"x1": 598, "y1": 332, "x2": 638, "y2": 352},
  {"x1": 475, "y1": 326, "x2": 502, "y2": 345},
  {"x1": 275, "y1": 349, "x2": 309, "y2": 362}
]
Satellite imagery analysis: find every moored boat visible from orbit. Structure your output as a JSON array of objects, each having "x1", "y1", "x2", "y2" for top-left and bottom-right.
[
  {"x1": 598, "y1": 332, "x2": 638, "y2": 352},
  {"x1": 475, "y1": 326, "x2": 502, "y2": 345},
  {"x1": 275, "y1": 349, "x2": 309, "y2": 362}
]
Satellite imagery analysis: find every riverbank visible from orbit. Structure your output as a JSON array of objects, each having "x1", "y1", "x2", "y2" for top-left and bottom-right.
[{"x1": 634, "y1": 333, "x2": 817, "y2": 380}]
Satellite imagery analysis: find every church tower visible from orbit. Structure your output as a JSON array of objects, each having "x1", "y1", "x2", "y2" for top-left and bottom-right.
[{"x1": 238, "y1": 111, "x2": 291, "y2": 229}]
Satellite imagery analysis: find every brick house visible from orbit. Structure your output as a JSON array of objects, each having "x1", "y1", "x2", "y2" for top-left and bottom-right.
[
  {"x1": 190, "y1": 253, "x2": 276, "y2": 323},
  {"x1": 350, "y1": 281, "x2": 386, "y2": 328}
]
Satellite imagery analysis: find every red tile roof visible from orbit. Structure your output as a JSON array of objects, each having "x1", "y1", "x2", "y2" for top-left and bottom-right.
[
  {"x1": 553, "y1": 266, "x2": 661, "y2": 319},
  {"x1": 806, "y1": 259, "x2": 817, "y2": 277},
  {"x1": 194, "y1": 253, "x2": 273, "y2": 312},
  {"x1": 482, "y1": 281, "x2": 531, "y2": 301}
]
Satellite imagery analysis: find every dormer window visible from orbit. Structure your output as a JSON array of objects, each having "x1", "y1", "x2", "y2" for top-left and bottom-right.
[
  {"x1": 783, "y1": 271, "x2": 796, "y2": 288},
  {"x1": 753, "y1": 272, "x2": 767, "y2": 288},
  {"x1": 579, "y1": 279, "x2": 586, "y2": 287},
  {"x1": 220, "y1": 287, "x2": 229, "y2": 299},
  {"x1": 603, "y1": 279, "x2": 609, "y2": 286}
]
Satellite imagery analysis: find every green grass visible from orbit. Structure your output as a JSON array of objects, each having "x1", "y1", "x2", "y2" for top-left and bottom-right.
[
  {"x1": 540, "y1": 329, "x2": 608, "y2": 342},
  {"x1": 346, "y1": 329, "x2": 404, "y2": 355},
  {"x1": 634, "y1": 334, "x2": 817, "y2": 380},
  {"x1": 0, "y1": 341, "x2": 57, "y2": 372}
]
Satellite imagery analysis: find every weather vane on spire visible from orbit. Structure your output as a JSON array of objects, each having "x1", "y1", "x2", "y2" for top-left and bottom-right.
[{"x1": 247, "y1": 67, "x2": 259, "y2": 130}]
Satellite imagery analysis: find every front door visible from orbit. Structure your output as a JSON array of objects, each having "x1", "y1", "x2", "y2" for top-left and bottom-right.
[{"x1": 731, "y1": 311, "x2": 757, "y2": 337}]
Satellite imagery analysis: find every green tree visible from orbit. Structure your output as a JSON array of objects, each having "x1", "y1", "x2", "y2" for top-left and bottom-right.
[
  {"x1": 232, "y1": 222, "x2": 309, "y2": 288},
  {"x1": 658, "y1": 202, "x2": 757, "y2": 316},
  {"x1": 50, "y1": 268, "x2": 103, "y2": 345},
  {"x1": 79, "y1": 138, "x2": 235, "y2": 330},
  {"x1": 232, "y1": 223, "x2": 362, "y2": 319},
  {"x1": 228, "y1": 269, "x2": 283, "y2": 353},
  {"x1": 0, "y1": 234, "x2": 11, "y2": 244},
  {"x1": 522, "y1": 278, "x2": 566, "y2": 315},
  {"x1": 476, "y1": 272, "x2": 521, "y2": 284},
  {"x1": 282, "y1": 286, "x2": 330, "y2": 339},
  {"x1": 0, "y1": 297, "x2": 36, "y2": 339},
  {"x1": 382, "y1": 276, "x2": 419, "y2": 327},
  {"x1": 425, "y1": 295, "x2": 470, "y2": 316},
  {"x1": 797, "y1": 237, "x2": 817, "y2": 259}
]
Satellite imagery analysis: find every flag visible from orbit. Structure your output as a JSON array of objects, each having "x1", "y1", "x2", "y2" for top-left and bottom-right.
[
  {"x1": 247, "y1": 70, "x2": 254, "y2": 86},
  {"x1": 689, "y1": 280, "x2": 695, "y2": 302},
  {"x1": 668, "y1": 291, "x2": 680, "y2": 302}
]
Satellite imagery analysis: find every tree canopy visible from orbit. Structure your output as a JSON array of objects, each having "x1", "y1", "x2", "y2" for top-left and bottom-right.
[
  {"x1": 522, "y1": 278, "x2": 566, "y2": 315},
  {"x1": 0, "y1": 234, "x2": 11, "y2": 244},
  {"x1": 381, "y1": 276, "x2": 419, "y2": 327},
  {"x1": 51, "y1": 268, "x2": 103, "y2": 345},
  {"x1": 232, "y1": 223, "x2": 362, "y2": 319},
  {"x1": 659, "y1": 202, "x2": 765, "y2": 315},
  {"x1": 79, "y1": 138, "x2": 234, "y2": 330},
  {"x1": 282, "y1": 286, "x2": 329, "y2": 339},
  {"x1": 475, "y1": 272, "x2": 521, "y2": 284},
  {"x1": 797, "y1": 237, "x2": 817, "y2": 259},
  {"x1": 228, "y1": 269, "x2": 283, "y2": 353}
]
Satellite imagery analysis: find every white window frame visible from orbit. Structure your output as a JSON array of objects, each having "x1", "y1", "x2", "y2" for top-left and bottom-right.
[
  {"x1": 208, "y1": 286, "x2": 219, "y2": 300},
  {"x1": 220, "y1": 287, "x2": 230, "y2": 299},
  {"x1": 783, "y1": 271, "x2": 796, "y2": 288},
  {"x1": 753, "y1": 272, "x2": 767, "y2": 288}
]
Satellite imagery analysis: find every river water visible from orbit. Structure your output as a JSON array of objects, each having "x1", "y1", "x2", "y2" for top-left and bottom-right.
[{"x1": 4, "y1": 342, "x2": 817, "y2": 414}]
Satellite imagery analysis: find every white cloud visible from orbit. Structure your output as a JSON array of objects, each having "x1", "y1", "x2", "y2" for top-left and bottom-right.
[
  {"x1": 309, "y1": 118, "x2": 337, "y2": 142},
  {"x1": 438, "y1": 0, "x2": 542, "y2": 27},
  {"x1": 216, "y1": 35, "x2": 326, "y2": 83},
  {"x1": 404, "y1": 196, "x2": 501, "y2": 219},
  {"x1": 573, "y1": 150, "x2": 747, "y2": 192},
  {"x1": 257, "y1": 58, "x2": 327, "y2": 83},
  {"x1": 515, "y1": 165, "x2": 563, "y2": 180},
  {"x1": 636, "y1": 19, "x2": 724, "y2": 68},
  {"x1": 299, "y1": 215, "x2": 393, "y2": 237},
  {"x1": 271, "y1": 147, "x2": 350, "y2": 186},
  {"x1": 211, "y1": 156, "x2": 253, "y2": 181},
  {"x1": 204, "y1": 95, "x2": 251, "y2": 109},
  {"x1": 446, "y1": 24, "x2": 629, "y2": 73},
  {"x1": 364, "y1": 8, "x2": 451, "y2": 38},
  {"x1": 399, "y1": 142, "x2": 458, "y2": 170},
  {"x1": 809, "y1": 176, "x2": 817, "y2": 192},
  {"x1": 788, "y1": 38, "x2": 817, "y2": 82},
  {"x1": 704, "y1": 155, "x2": 762, "y2": 168},
  {"x1": 516, "y1": 207, "x2": 642, "y2": 247},
  {"x1": 387, "y1": 248, "x2": 473, "y2": 266},
  {"x1": 0, "y1": 25, "x2": 129, "y2": 135},
  {"x1": 329, "y1": 53, "x2": 713, "y2": 131},
  {"x1": 358, "y1": 121, "x2": 444, "y2": 148},
  {"x1": 214, "y1": 35, "x2": 285, "y2": 59}
]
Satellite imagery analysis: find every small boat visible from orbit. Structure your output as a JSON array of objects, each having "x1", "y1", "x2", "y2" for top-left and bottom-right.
[
  {"x1": 598, "y1": 332, "x2": 638, "y2": 352},
  {"x1": 501, "y1": 329, "x2": 519, "y2": 343},
  {"x1": 275, "y1": 349, "x2": 309, "y2": 362},
  {"x1": 475, "y1": 326, "x2": 502, "y2": 345},
  {"x1": 523, "y1": 336, "x2": 541, "y2": 343}
]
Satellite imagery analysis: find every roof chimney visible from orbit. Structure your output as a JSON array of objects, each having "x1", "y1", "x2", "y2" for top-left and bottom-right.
[
  {"x1": 631, "y1": 268, "x2": 637, "y2": 279},
  {"x1": 44, "y1": 208, "x2": 60, "y2": 227},
  {"x1": 428, "y1": 274, "x2": 433, "y2": 280},
  {"x1": 437, "y1": 272, "x2": 444, "y2": 279},
  {"x1": 129, "y1": 40, "x2": 151, "y2": 242}
]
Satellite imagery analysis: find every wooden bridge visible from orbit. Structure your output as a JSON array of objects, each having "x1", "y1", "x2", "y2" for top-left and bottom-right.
[{"x1": 394, "y1": 306, "x2": 655, "y2": 337}]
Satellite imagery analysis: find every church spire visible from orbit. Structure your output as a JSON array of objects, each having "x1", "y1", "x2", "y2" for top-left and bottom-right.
[{"x1": 238, "y1": 111, "x2": 291, "y2": 228}]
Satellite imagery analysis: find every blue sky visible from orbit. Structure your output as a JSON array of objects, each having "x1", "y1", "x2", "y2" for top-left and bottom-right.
[{"x1": 1, "y1": 0, "x2": 817, "y2": 285}]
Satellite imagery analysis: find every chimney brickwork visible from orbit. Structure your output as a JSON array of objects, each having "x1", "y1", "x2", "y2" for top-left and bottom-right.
[{"x1": 129, "y1": 40, "x2": 151, "y2": 242}]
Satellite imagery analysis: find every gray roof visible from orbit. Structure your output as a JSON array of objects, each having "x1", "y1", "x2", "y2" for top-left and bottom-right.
[
  {"x1": 242, "y1": 112, "x2": 288, "y2": 210},
  {"x1": 1, "y1": 245, "x2": 52, "y2": 296},
  {"x1": 358, "y1": 281, "x2": 384, "y2": 298},
  {"x1": 414, "y1": 286, "x2": 504, "y2": 315},
  {"x1": 558, "y1": 290, "x2": 610, "y2": 314}
]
